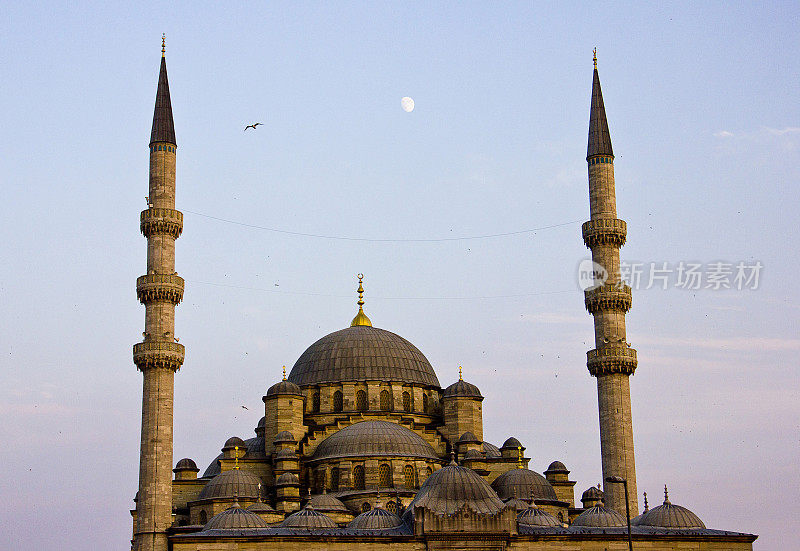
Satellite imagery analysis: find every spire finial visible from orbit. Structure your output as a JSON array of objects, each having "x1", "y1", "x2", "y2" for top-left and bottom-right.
[
  {"x1": 234, "y1": 446, "x2": 239, "y2": 469},
  {"x1": 257, "y1": 482, "x2": 262, "y2": 503},
  {"x1": 162, "y1": 34, "x2": 166, "y2": 57},
  {"x1": 664, "y1": 484, "x2": 670, "y2": 504},
  {"x1": 517, "y1": 446, "x2": 523, "y2": 469},
  {"x1": 458, "y1": 365, "x2": 462, "y2": 381},
  {"x1": 350, "y1": 273, "x2": 372, "y2": 327},
  {"x1": 593, "y1": 47, "x2": 597, "y2": 69},
  {"x1": 282, "y1": 365, "x2": 286, "y2": 381},
  {"x1": 643, "y1": 491, "x2": 649, "y2": 512},
  {"x1": 449, "y1": 451, "x2": 457, "y2": 465}
]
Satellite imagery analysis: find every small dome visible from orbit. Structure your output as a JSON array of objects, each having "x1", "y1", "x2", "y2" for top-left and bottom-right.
[
  {"x1": 348, "y1": 507, "x2": 403, "y2": 530},
  {"x1": 174, "y1": 458, "x2": 198, "y2": 471},
  {"x1": 503, "y1": 496, "x2": 530, "y2": 511},
  {"x1": 501, "y1": 437, "x2": 524, "y2": 450},
  {"x1": 308, "y1": 493, "x2": 349, "y2": 512},
  {"x1": 247, "y1": 501, "x2": 277, "y2": 513},
  {"x1": 483, "y1": 442, "x2": 502, "y2": 458},
  {"x1": 276, "y1": 472, "x2": 300, "y2": 486},
  {"x1": 581, "y1": 486, "x2": 604, "y2": 501},
  {"x1": 203, "y1": 506, "x2": 268, "y2": 530},
  {"x1": 266, "y1": 379, "x2": 303, "y2": 397},
  {"x1": 464, "y1": 449, "x2": 483, "y2": 459},
  {"x1": 457, "y1": 431, "x2": 481, "y2": 444},
  {"x1": 273, "y1": 431, "x2": 296, "y2": 444},
  {"x1": 443, "y1": 379, "x2": 482, "y2": 399},
  {"x1": 634, "y1": 496, "x2": 705, "y2": 529},
  {"x1": 545, "y1": 461, "x2": 568, "y2": 473},
  {"x1": 313, "y1": 420, "x2": 438, "y2": 462},
  {"x1": 280, "y1": 506, "x2": 338, "y2": 529},
  {"x1": 571, "y1": 505, "x2": 626, "y2": 528},
  {"x1": 517, "y1": 506, "x2": 562, "y2": 527},
  {"x1": 275, "y1": 448, "x2": 298, "y2": 460},
  {"x1": 491, "y1": 468, "x2": 558, "y2": 502},
  {"x1": 403, "y1": 461, "x2": 504, "y2": 519},
  {"x1": 223, "y1": 436, "x2": 245, "y2": 449},
  {"x1": 198, "y1": 469, "x2": 263, "y2": 501},
  {"x1": 255, "y1": 417, "x2": 265, "y2": 434}
]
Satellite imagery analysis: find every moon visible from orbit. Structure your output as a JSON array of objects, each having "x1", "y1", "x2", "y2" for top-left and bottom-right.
[{"x1": 401, "y1": 97, "x2": 415, "y2": 112}]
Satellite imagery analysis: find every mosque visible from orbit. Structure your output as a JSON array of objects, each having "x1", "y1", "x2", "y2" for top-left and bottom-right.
[{"x1": 130, "y1": 40, "x2": 757, "y2": 550}]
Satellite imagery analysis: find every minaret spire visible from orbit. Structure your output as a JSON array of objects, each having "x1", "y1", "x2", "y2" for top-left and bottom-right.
[
  {"x1": 582, "y1": 53, "x2": 638, "y2": 517},
  {"x1": 350, "y1": 273, "x2": 372, "y2": 327},
  {"x1": 133, "y1": 39, "x2": 185, "y2": 551}
]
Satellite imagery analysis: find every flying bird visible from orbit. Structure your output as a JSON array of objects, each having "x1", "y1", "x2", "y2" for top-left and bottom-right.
[
  {"x1": 244, "y1": 123, "x2": 263, "y2": 131},
  {"x1": 241, "y1": 405, "x2": 249, "y2": 410}
]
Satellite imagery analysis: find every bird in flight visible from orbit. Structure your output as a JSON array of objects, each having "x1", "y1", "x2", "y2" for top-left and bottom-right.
[{"x1": 244, "y1": 123, "x2": 263, "y2": 131}]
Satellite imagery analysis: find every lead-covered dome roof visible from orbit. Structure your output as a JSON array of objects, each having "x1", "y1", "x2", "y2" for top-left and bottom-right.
[
  {"x1": 198, "y1": 469, "x2": 263, "y2": 501},
  {"x1": 203, "y1": 506, "x2": 269, "y2": 530},
  {"x1": 517, "y1": 506, "x2": 562, "y2": 527},
  {"x1": 491, "y1": 468, "x2": 558, "y2": 502},
  {"x1": 571, "y1": 504, "x2": 626, "y2": 527},
  {"x1": 280, "y1": 506, "x2": 338, "y2": 529},
  {"x1": 348, "y1": 507, "x2": 403, "y2": 530},
  {"x1": 633, "y1": 496, "x2": 705, "y2": 529},
  {"x1": 288, "y1": 326, "x2": 440, "y2": 387},
  {"x1": 312, "y1": 420, "x2": 438, "y2": 462}
]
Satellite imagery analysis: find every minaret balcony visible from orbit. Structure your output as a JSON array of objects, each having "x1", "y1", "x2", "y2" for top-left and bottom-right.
[
  {"x1": 133, "y1": 340, "x2": 185, "y2": 371},
  {"x1": 136, "y1": 273, "x2": 184, "y2": 304},
  {"x1": 582, "y1": 218, "x2": 627, "y2": 248},
  {"x1": 584, "y1": 284, "x2": 632, "y2": 314},
  {"x1": 140, "y1": 208, "x2": 183, "y2": 239},
  {"x1": 587, "y1": 345, "x2": 637, "y2": 376}
]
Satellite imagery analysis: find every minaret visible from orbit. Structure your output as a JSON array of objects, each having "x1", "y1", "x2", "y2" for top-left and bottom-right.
[
  {"x1": 582, "y1": 49, "x2": 638, "y2": 516},
  {"x1": 132, "y1": 35, "x2": 184, "y2": 551}
]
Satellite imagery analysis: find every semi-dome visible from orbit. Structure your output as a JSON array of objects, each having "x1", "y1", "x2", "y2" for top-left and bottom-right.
[
  {"x1": 348, "y1": 507, "x2": 403, "y2": 530},
  {"x1": 517, "y1": 506, "x2": 562, "y2": 527},
  {"x1": 203, "y1": 505, "x2": 269, "y2": 530},
  {"x1": 274, "y1": 431, "x2": 296, "y2": 443},
  {"x1": 266, "y1": 379, "x2": 303, "y2": 397},
  {"x1": 491, "y1": 468, "x2": 558, "y2": 502},
  {"x1": 463, "y1": 449, "x2": 483, "y2": 459},
  {"x1": 223, "y1": 436, "x2": 245, "y2": 449},
  {"x1": 571, "y1": 504, "x2": 626, "y2": 527},
  {"x1": 247, "y1": 501, "x2": 277, "y2": 513},
  {"x1": 483, "y1": 442, "x2": 502, "y2": 458},
  {"x1": 174, "y1": 458, "x2": 198, "y2": 471},
  {"x1": 312, "y1": 420, "x2": 438, "y2": 462},
  {"x1": 403, "y1": 460, "x2": 505, "y2": 519},
  {"x1": 443, "y1": 379, "x2": 482, "y2": 399},
  {"x1": 280, "y1": 506, "x2": 338, "y2": 529},
  {"x1": 634, "y1": 491, "x2": 705, "y2": 529},
  {"x1": 198, "y1": 469, "x2": 263, "y2": 501},
  {"x1": 457, "y1": 431, "x2": 481, "y2": 444},
  {"x1": 276, "y1": 472, "x2": 299, "y2": 486},
  {"x1": 503, "y1": 496, "x2": 530, "y2": 511},
  {"x1": 288, "y1": 326, "x2": 440, "y2": 387},
  {"x1": 275, "y1": 448, "x2": 297, "y2": 460},
  {"x1": 308, "y1": 493, "x2": 349, "y2": 512}
]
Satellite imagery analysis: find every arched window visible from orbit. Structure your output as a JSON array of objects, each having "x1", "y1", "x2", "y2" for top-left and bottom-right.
[
  {"x1": 380, "y1": 389, "x2": 391, "y2": 411},
  {"x1": 199, "y1": 510, "x2": 207, "y2": 524},
  {"x1": 353, "y1": 465, "x2": 365, "y2": 490},
  {"x1": 316, "y1": 469, "x2": 326, "y2": 492},
  {"x1": 356, "y1": 390, "x2": 367, "y2": 412},
  {"x1": 403, "y1": 465, "x2": 415, "y2": 488},
  {"x1": 379, "y1": 463, "x2": 392, "y2": 487},
  {"x1": 361, "y1": 502, "x2": 371, "y2": 513},
  {"x1": 333, "y1": 390, "x2": 343, "y2": 412},
  {"x1": 386, "y1": 500, "x2": 398, "y2": 514},
  {"x1": 422, "y1": 393, "x2": 429, "y2": 413},
  {"x1": 330, "y1": 467, "x2": 340, "y2": 491},
  {"x1": 558, "y1": 512, "x2": 564, "y2": 523},
  {"x1": 402, "y1": 391, "x2": 411, "y2": 412},
  {"x1": 312, "y1": 391, "x2": 320, "y2": 413}
]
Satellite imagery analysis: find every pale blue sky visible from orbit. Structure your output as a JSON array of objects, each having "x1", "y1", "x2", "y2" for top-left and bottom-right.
[{"x1": 1, "y1": 2, "x2": 798, "y2": 549}]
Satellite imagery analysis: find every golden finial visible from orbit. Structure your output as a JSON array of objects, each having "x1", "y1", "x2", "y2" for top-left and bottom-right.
[
  {"x1": 458, "y1": 366, "x2": 463, "y2": 381},
  {"x1": 517, "y1": 446, "x2": 523, "y2": 469},
  {"x1": 282, "y1": 365, "x2": 286, "y2": 381},
  {"x1": 162, "y1": 34, "x2": 166, "y2": 57},
  {"x1": 234, "y1": 446, "x2": 240, "y2": 469},
  {"x1": 593, "y1": 47, "x2": 597, "y2": 69},
  {"x1": 350, "y1": 273, "x2": 372, "y2": 327}
]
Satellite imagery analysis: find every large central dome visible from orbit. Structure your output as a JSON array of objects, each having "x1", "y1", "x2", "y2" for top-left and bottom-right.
[{"x1": 288, "y1": 325, "x2": 440, "y2": 387}]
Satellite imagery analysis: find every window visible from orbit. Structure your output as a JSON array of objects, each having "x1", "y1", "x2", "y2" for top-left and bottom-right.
[
  {"x1": 379, "y1": 463, "x2": 392, "y2": 487},
  {"x1": 316, "y1": 469, "x2": 326, "y2": 492},
  {"x1": 361, "y1": 502, "x2": 371, "y2": 513},
  {"x1": 199, "y1": 510, "x2": 207, "y2": 524},
  {"x1": 330, "y1": 467, "x2": 340, "y2": 491},
  {"x1": 356, "y1": 390, "x2": 367, "y2": 411},
  {"x1": 312, "y1": 391, "x2": 320, "y2": 413},
  {"x1": 379, "y1": 389, "x2": 391, "y2": 411},
  {"x1": 333, "y1": 390, "x2": 343, "y2": 412},
  {"x1": 386, "y1": 500, "x2": 398, "y2": 514},
  {"x1": 404, "y1": 465, "x2": 415, "y2": 488},
  {"x1": 422, "y1": 393, "x2": 429, "y2": 413},
  {"x1": 402, "y1": 391, "x2": 411, "y2": 412},
  {"x1": 353, "y1": 465, "x2": 365, "y2": 490}
]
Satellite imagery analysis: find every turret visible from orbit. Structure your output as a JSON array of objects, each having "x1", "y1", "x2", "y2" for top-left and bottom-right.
[
  {"x1": 262, "y1": 367, "x2": 305, "y2": 456},
  {"x1": 441, "y1": 367, "x2": 484, "y2": 445}
]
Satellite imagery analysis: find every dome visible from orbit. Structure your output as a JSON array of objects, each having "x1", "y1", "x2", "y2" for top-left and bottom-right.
[
  {"x1": 348, "y1": 507, "x2": 403, "y2": 530},
  {"x1": 280, "y1": 506, "x2": 338, "y2": 529},
  {"x1": 464, "y1": 449, "x2": 483, "y2": 459},
  {"x1": 517, "y1": 506, "x2": 562, "y2": 527},
  {"x1": 203, "y1": 436, "x2": 264, "y2": 478},
  {"x1": 308, "y1": 493, "x2": 349, "y2": 512},
  {"x1": 256, "y1": 416, "x2": 265, "y2": 433},
  {"x1": 483, "y1": 442, "x2": 502, "y2": 458},
  {"x1": 288, "y1": 326, "x2": 439, "y2": 387},
  {"x1": 266, "y1": 379, "x2": 303, "y2": 397},
  {"x1": 501, "y1": 437, "x2": 524, "y2": 450},
  {"x1": 312, "y1": 420, "x2": 438, "y2": 462},
  {"x1": 457, "y1": 431, "x2": 481, "y2": 444},
  {"x1": 276, "y1": 472, "x2": 299, "y2": 486},
  {"x1": 491, "y1": 468, "x2": 558, "y2": 502},
  {"x1": 581, "y1": 486, "x2": 603, "y2": 501},
  {"x1": 403, "y1": 461, "x2": 505, "y2": 519},
  {"x1": 174, "y1": 458, "x2": 198, "y2": 471},
  {"x1": 275, "y1": 448, "x2": 297, "y2": 460},
  {"x1": 198, "y1": 469, "x2": 263, "y2": 501},
  {"x1": 571, "y1": 505, "x2": 626, "y2": 528},
  {"x1": 223, "y1": 436, "x2": 245, "y2": 449},
  {"x1": 274, "y1": 431, "x2": 296, "y2": 443},
  {"x1": 203, "y1": 506, "x2": 269, "y2": 530},
  {"x1": 443, "y1": 379, "x2": 482, "y2": 399},
  {"x1": 247, "y1": 501, "x2": 276, "y2": 513},
  {"x1": 503, "y1": 496, "x2": 530, "y2": 511},
  {"x1": 634, "y1": 497, "x2": 705, "y2": 529},
  {"x1": 545, "y1": 461, "x2": 568, "y2": 473}
]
